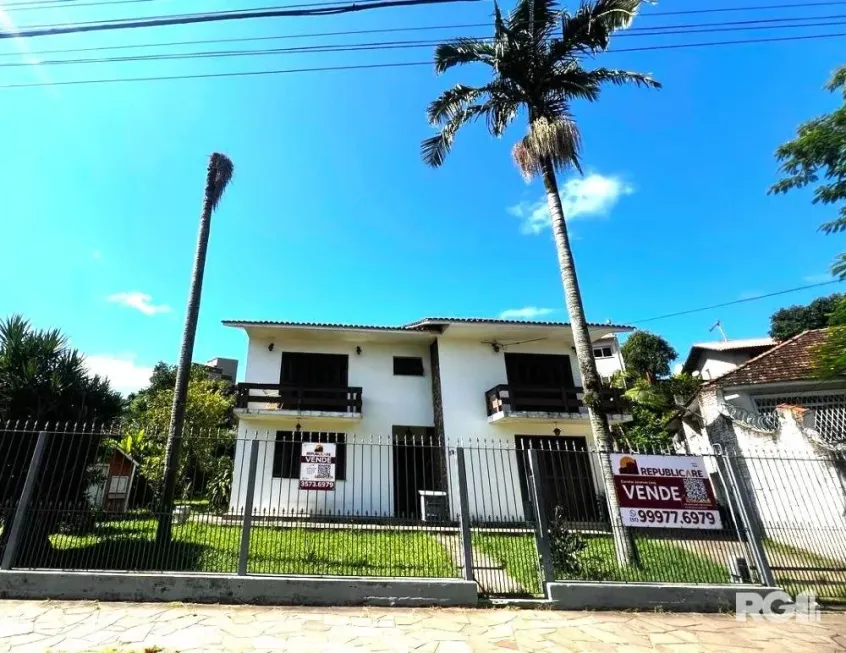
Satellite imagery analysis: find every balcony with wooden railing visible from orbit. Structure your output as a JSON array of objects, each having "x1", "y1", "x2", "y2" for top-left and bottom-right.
[
  {"x1": 235, "y1": 383, "x2": 363, "y2": 418},
  {"x1": 484, "y1": 385, "x2": 629, "y2": 422}
]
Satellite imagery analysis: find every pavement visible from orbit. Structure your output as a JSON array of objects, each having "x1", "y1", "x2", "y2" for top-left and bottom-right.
[{"x1": 0, "y1": 600, "x2": 844, "y2": 652}]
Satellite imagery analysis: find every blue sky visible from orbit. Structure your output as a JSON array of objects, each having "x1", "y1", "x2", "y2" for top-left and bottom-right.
[{"x1": 0, "y1": 0, "x2": 843, "y2": 393}]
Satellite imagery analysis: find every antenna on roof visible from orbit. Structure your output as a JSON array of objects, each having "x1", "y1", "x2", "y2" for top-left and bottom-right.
[{"x1": 709, "y1": 320, "x2": 728, "y2": 342}]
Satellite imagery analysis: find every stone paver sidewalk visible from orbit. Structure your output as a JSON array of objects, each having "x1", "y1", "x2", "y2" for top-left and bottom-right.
[{"x1": 0, "y1": 600, "x2": 844, "y2": 652}]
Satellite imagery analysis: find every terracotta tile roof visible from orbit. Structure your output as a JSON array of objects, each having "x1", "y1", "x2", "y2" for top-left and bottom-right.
[{"x1": 710, "y1": 329, "x2": 832, "y2": 387}]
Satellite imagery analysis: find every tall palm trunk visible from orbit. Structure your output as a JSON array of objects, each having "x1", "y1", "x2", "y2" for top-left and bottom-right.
[
  {"x1": 156, "y1": 153, "x2": 233, "y2": 546},
  {"x1": 540, "y1": 159, "x2": 637, "y2": 565}
]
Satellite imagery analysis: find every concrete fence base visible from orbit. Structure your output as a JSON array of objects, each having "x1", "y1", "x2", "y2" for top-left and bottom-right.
[
  {"x1": 547, "y1": 582, "x2": 781, "y2": 612},
  {"x1": 0, "y1": 571, "x2": 479, "y2": 607}
]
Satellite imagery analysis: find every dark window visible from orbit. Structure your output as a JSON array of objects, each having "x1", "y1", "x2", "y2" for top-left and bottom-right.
[
  {"x1": 272, "y1": 431, "x2": 347, "y2": 480},
  {"x1": 593, "y1": 347, "x2": 613, "y2": 358},
  {"x1": 393, "y1": 356, "x2": 424, "y2": 376}
]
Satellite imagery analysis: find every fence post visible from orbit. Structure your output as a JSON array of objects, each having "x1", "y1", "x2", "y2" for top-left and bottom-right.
[
  {"x1": 720, "y1": 450, "x2": 776, "y2": 587},
  {"x1": 1, "y1": 430, "x2": 49, "y2": 570},
  {"x1": 238, "y1": 439, "x2": 260, "y2": 577},
  {"x1": 455, "y1": 448, "x2": 475, "y2": 582},
  {"x1": 528, "y1": 449, "x2": 555, "y2": 588}
]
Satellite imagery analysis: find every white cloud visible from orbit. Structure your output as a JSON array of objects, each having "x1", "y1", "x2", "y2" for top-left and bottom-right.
[
  {"x1": 508, "y1": 173, "x2": 635, "y2": 235},
  {"x1": 85, "y1": 354, "x2": 153, "y2": 396},
  {"x1": 107, "y1": 291, "x2": 171, "y2": 316},
  {"x1": 499, "y1": 306, "x2": 556, "y2": 320}
]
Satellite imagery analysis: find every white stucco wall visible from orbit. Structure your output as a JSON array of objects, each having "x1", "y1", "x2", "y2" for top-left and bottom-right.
[
  {"x1": 686, "y1": 386, "x2": 846, "y2": 559},
  {"x1": 231, "y1": 333, "x2": 434, "y2": 515},
  {"x1": 695, "y1": 351, "x2": 753, "y2": 381},
  {"x1": 436, "y1": 335, "x2": 603, "y2": 521},
  {"x1": 592, "y1": 337, "x2": 625, "y2": 380},
  {"x1": 230, "y1": 326, "x2": 620, "y2": 522}
]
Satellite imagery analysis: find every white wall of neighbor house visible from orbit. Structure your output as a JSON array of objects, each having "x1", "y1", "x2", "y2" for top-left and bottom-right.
[
  {"x1": 693, "y1": 350, "x2": 754, "y2": 381},
  {"x1": 231, "y1": 333, "x2": 435, "y2": 515},
  {"x1": 592, "y1": 337, "x2": 624, "y2": 380},
  {"x1": 683, "y1": 386, "x2": 846, "y2": 558}
]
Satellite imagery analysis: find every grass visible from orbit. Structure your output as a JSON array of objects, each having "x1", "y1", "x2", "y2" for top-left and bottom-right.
[
  {"x1": 47, "y1": 517, "x2": 458, "y2": 578},
  {"x1": 472, "y1": 533, "x2": 543, "y2": 595},
  {"x1": 764, "y1": 538, "x2": 846, "y2": 604},
  {"x1": 473, "y1": 531, "x2": 731, "y2": 592}
]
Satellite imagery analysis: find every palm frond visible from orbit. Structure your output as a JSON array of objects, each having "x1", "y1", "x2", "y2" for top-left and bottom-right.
[
  {"x1": 426, "y1": 84, "x2": 483, "y2": 125},
  {"x1": 560, "y1": 0, "x2": 643, "y2": 54},
  {"x1": 207, "y1": 153, "x2": 234, "y2": 210},
  {"x1": 421, "y1": 104, "x2": 490, "y2": 167},
  {"x1": 821, "y1": 211, "x2": 846, "y2": 235},
  {"x1": 512, "y1": 115, "x2": 582, "y2": 180},
  {"x1": 509, "y1": 0, "x2": 560, "y2": 39},
  {"x1": 434, "y1": 38, "x2": 495, "y2": 74},
  {"x1": 833, "y1": 253, "x2": 846, "y2": 281},
  {"x1": 585, "y1": 67, "x2": 661, "y2": 89}
]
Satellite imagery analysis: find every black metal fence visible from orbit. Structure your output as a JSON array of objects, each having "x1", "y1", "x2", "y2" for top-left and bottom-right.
[{"x1": 1, "y1": 423, "x2": 845, "y2": 602}]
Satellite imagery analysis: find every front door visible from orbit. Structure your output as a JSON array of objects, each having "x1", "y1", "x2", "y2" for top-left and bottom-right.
[
  {"x1": 515, "y1": 435, "x2": 600, "y2": 523},
  {"x1": 392, "y1": 429, "x2": 445, "y2": 519}
]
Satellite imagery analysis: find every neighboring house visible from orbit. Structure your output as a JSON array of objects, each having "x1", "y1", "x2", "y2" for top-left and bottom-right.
[
  {"x1": 205, "y1": 357, "x2": 238, "y2": 383},
  {"x1": 681, "y1": 337, "x2": 775, "y2": 381},
  {"x1": 87, "y1": 448, "x2": 138, "y2": 513},
  {"x1": 224, "y1": 317, "x2": 632, "y2": 522},
  {"x1": 592, "y1": 335, "x2": 626, "y2": 382},
  {"x1": 678, "y1": 329, "x2": 846, "y2": 557}
]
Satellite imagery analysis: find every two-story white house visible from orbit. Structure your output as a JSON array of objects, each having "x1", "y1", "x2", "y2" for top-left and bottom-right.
[{"x1": 224, "y1": 317, "x2": 632, "y2": 523}]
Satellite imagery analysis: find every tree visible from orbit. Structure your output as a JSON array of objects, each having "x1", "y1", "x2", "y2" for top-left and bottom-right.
[
  {"x1": 124, "y1": 365, "x2": 235, "y2": 506},
  {"x1": 813, "y1": 296, "x2": 846, "y2": 379},
  {"x1": 768, "y1": 293, "x2": 844, "y2": 341},
  {"x1": 158, "y1": 153, "x2": 234, "y2": 545},
  {"x1": 422, "y1": 0, "x2": 659, "y2": 564},
  {"x1": 620, "y1": 331, "x2": 677, "y2": 384},
  {"x1": 770, "y1": 66, "x2": 846, "y2": 279},
  {"x1": 0, "y1": 315, "x2": 122, "y2": 563}
]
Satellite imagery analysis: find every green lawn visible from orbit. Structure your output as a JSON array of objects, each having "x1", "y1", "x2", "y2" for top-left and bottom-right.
[
  {"x1": 47, "y1": 518, "x2": 457, "y2": 578},
  {"x1": 473, "y1": 531, "x2": 731, "y2": 591},
  {"x1": 765, "y1": 538, "x2": 846, "y2": 604}
]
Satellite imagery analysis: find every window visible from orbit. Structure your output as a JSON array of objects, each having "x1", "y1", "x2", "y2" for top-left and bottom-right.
[
  {"x1": 593, "y1": 347, "x2": 613, "y2": 359},
  {"x1": 272, "y1": 431, "x2": 347, "y2": 480},
  {"x1": 108, "y1": 475, "x2": 130, "y2": 495},
  {"x1": 393, "y1": 356, "x2": 424, "y2": 376}
]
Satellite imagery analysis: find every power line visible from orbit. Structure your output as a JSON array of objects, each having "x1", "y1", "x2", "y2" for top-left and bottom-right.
[
  {"x1": 3, "y1": 23, "x2": 844, "y2": 68},
  {"x1": 631, "y1": 280, "x2": 844, "y2": 325},
  {"x1": 6, "y1": 0, "x2": 846, "y2": 41},
  {"x1": 0, "y1": 0, "x2": 482, "y2": 41},
  {"x1": 2, "y1": 14, "x2": 842, "y2": 60},
  {"x1": 2, "y1": 31, "x2": 844, "y2": 88},
  {"x1": 3, "y1": 0, "x2": 154, "y2": 12}
]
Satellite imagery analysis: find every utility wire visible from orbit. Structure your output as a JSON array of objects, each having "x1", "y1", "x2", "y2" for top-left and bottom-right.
[
  {"x1": 2, "y1": 13, "x2": 843, "y2": 59},
  {"x1": 631, "y1": 280, "x2": 844, "y2": 325},
  {"x1": 2, "y1": 31, "x2": 845, "y2": 88},
  {"x1": 5, "y1": 0, "x2": 846, "y2": 13},
  {"x1": 3, "y1": 22, "x2": 844, "y2": 67},
  {"x1": 0, "y1": 0, "x2": 482, "y2": 40}
]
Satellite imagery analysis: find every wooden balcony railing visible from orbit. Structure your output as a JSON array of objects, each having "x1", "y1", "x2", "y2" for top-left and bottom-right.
[
  {"x1": 236, "y1": 383, "x2": 363, "y2": 414},
  {"x1": 484, "y1": 385, "x2": 628, "y2": 417}
]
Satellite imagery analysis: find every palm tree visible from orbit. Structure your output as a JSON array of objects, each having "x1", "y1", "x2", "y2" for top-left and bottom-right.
[
  {"x1": 422, "y1": 0, "x2": 659, "y2": 563},
  {"x1": 156, "y1": 153, "x2": 234, "y2": 546}
]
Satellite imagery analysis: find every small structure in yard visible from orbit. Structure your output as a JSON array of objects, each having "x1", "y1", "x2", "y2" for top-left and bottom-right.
[{"x1": 87, "y1": 448, "x2": 138, "y2": 513}]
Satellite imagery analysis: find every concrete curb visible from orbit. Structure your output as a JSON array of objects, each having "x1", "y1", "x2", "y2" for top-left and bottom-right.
[
  {"x1": 0, "y1": 571, "x2": 479, "y2": 607},
  {"x1": 547, "y1": 582, "x2": 781, "y2": 612}
]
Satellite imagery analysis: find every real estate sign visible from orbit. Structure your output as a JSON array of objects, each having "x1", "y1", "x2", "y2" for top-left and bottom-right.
[
  {"x1": 610, "y1": 453, "x2": 722, "y2": 529},
  {"x1": 299, "y1": 442, "x2": 336, "y2": 491}
]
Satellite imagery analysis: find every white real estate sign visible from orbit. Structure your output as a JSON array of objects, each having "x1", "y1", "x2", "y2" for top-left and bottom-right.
[
  {"x1": 610, "y1": 453, "x2": 722, "y2": 529},
  {"x1": 299, "y1": 442, "x2": 337, "y2": 491}
]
